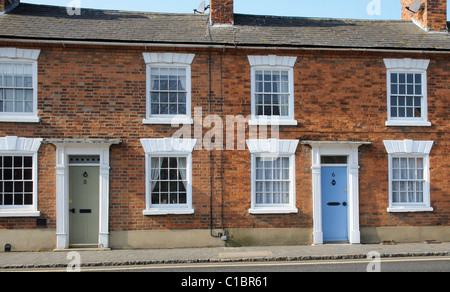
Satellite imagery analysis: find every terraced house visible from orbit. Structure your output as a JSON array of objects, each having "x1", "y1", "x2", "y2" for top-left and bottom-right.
[{"x1": 0, "y1": 0, "x2": 448, "y2": 251}]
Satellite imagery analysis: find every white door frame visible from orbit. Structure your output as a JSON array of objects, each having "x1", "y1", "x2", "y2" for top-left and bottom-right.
[
  {"x1": 302, "y1": 141, "x2": 371, "y2": 245},
  {"x1": 49, "y1": 139, "x2": 120, "y2": 250}
]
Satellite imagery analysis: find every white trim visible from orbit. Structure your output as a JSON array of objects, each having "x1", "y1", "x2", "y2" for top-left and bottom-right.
[
  {"x1": 140, "y1": 138, "x2": 196, "y2": 215},
  {"x1": 0, "y1": 136, "x2": 42, "y2": 217},
  {"x1": 302, "y1": 141, "x2": 369, "y2": 244},
  {"x1": 52, "y1": 141, "x2": 117, "y2": 249},
  {"x1": 140, "y1": 138, "x2": 197, "y2": 154},
  {"x1": 248, "y1": 55, "x2": 297, "y2": 126},
  {"x1": 383, "y1": 140, "x2": 434, "y2": 213},
  {"x1": 142, "y1": 53, "x2": 195, "y2": 65},
  {"x1": 383, "y1": 140, "x2": 434, "y2": 155},
  {"x1": 143, "y1": 117, "x2": 194, "y2": 125},
  {"x1": 248, "y1": 55, "x2": 297, "y2": 67},
  {"x1": 0, "y1": 136, "x2": 42, "y2": 152},
  {"x1": 0, "y1": 49, "x2": 40, "y2": 122},
  {"x1": 384, "y1": 58, "x2": 430, "y2": 127},
  {"x1": 246, "y1": 139, "x2": 299, "y2": 154},
  {"x1": 383, "y1": 58, "x2": 430, "y2": 70},
  {"x1": 247, "y1": 139, "x2": 299, "y2": 214},
  {"x1": 0, "y1": 48, "x2": 41, "y2": 61}
]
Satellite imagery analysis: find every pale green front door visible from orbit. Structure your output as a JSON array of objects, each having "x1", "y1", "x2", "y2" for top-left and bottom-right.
[{"x1": 69, "y1": 166, "x2": 99, "y2": 246}]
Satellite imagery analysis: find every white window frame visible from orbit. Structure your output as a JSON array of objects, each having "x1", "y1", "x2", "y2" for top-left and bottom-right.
[
  {"x1": 0, "y1": 136, "x2": 42, "y2": 217},
  {"x1": 142, "y1": 53, "x2": 195, "y2": 125},
  {"x1": 246, "y1": 139, "x2": 299, "y2": 214},
  {"x1": 384, "y1": 58, "x2": 431, "y2": 127},
  {"x1": 384, "y1": 140, "x2": 434, "y2": 212},
  {"x1": 0, "y1": 48, "x2": 40, "y2": 123},
  {"x1": 140, "y1": 138, "x2": 196, "y2": 215},
  {"x1": 248, "y1": 55, "x2": 297, "y2": 126}
]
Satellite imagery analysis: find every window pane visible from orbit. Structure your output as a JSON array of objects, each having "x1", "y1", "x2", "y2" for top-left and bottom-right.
[
  {"x1": 0, "y1": 156, "x2": 33, "y2": 206},
  {"x1": 0, "y1": 62, "x2": 34, "y2": 114},
  {"x1": 149, "y1": 67, "x2": 188, "y2": 117},
  {"x1": 179, "y1": 193, "x2": 187, "y2": 204},
  {"x1": 391, "y1": 73, "x2": 397, "y2": 83},
  {"x1": 254, "y1": 156, "x2": 291, "y2": 207},
  {"x1": 254, "y1": 70, "x2": 290, "y2": 117},
  {"x1": 149, "y1": 156, "x2": 188, "y2": 207},
  {"x1": 391, "y1": 156, "x2": 425, "y2": 206}
]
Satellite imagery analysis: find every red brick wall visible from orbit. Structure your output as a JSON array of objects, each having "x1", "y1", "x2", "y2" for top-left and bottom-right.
[{"x1": 0, "y1": 43, "x2": 448, "y2": 236}]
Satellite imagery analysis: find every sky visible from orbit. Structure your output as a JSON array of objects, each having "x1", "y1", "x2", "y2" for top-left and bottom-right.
[{"x1": 21, "y1": 0, "x2": 449, "y2": 20}]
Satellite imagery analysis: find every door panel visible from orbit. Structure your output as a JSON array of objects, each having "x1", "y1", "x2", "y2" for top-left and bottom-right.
[
  {"x1": 69, "y1": 166, "x2": 99, "y2": 246},
  {"x1": 321, "y1": 166, "x2": 348, "y2": 242}
]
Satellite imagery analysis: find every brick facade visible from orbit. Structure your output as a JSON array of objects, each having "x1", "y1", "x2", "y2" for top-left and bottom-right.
[
  {"x1": 0, "y1": 0, "x2": 448, "y2": 250},
  {"x1": 0, "y1": 42, "x2": 448, "y2": 248}
]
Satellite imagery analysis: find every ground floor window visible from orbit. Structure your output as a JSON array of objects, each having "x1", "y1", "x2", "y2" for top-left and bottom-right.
[
  {"x1": 247, "y1": 139, "x2": 299, "y2": 214},
  {"x1": 150, "y1": 156, "x2": 187, "y2": 206},
  {"x1": 255, "y1": 156, "x2": 291, "y2": 205},
  {"x1": 384, "y1": 140, "x2": 434, "y2": 212},
  {"x1": 0, "y1": 155, "x2": 33, "y2": 206},
  {"x1": 0, "y1": 136, "x2": 42, "y2": 217},
  {"x1": 141, "y1": 138, "x2": 196, "y2": 215},
  {"x1": 391, "y1": 157, "x2": 425, "y2": 204}
]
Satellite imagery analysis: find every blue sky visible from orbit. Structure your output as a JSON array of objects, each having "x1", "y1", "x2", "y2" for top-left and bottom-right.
[{"x1": 21, "y1": 0, "x2": 449, "y2": 20}]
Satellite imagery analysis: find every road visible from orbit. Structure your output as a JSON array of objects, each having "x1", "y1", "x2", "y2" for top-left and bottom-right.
[{"x1": 3, "y1": 256, "x2": 449, "y2": 273}]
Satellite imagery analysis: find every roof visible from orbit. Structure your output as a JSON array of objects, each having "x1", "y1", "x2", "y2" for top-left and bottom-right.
[{"x1": 0, "y1": 3, "x2": 449, "y2": 51}]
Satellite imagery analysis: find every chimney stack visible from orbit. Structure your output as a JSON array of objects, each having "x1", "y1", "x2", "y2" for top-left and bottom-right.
[
  {"x1": 401, "y1": 0, "x2": 448, "y2": 32},
  {"x1": 0, "y1": 0, "x2": 19, "y2": 14},
  {"x1": 210, "y1": 0, "x2": 234, "y2": 26}
]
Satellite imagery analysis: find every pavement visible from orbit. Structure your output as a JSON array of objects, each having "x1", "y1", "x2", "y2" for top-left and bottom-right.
[{"x1": 0, "y1": 242, "x2": 449, "y2": 270}]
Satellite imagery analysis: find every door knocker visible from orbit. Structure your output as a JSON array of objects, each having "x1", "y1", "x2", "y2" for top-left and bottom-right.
[
  {"x1": 331, "y1": 179, "x2": 336, "y2": 186},
  {"x1": 83, "y1": 172, "x2": 88, "y2": 178}
]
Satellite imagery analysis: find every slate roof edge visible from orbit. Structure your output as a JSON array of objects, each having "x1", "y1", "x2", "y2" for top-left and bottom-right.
[{"x1": 1, "y1": 35, "x2": 449, "y2": 53}]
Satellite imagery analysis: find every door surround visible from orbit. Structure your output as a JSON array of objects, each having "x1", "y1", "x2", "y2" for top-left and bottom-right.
[
  {"x1": 47, "y1": 139, "x2": 121, "y2": 250},
  {"x1": 302, "y1": 141, "x2": 371, "y2": 245}
]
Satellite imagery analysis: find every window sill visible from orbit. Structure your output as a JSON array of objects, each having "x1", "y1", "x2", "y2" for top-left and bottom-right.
[
  {"x1": 143, "y1": 117, "x2": 193, "y2": 125},
  {"x1": 385, "y1": 120, "x2": 431, "y2": 127},
  {"x1": 249, "y1": 207, "x2": 298, "y2": 214},
  {"x1": 387, "y1": 206, "x2": 433, "y2": 213},
  {"x1": 0, "y1": 210, "x2": 40, "y2": 217},
  {"x1": 0, "y1": 116, "x2": 40, "y2": 123},
  {"x1": 143, "y1": 208, "x2": 194, "y2": 216},
  {"x1": 249, "y1": 119, "x2": 298, "y2": 126}
]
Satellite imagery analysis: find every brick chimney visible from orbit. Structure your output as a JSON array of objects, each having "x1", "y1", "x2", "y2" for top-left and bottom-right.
[
  {"x1": 401, "y1": 0, "x2": 448, "y2": 32},
  {"x1": 210, "y1": 0, "x2": 234, "y2": 26},
  {"x1": 0, "y1": 0, "x2": 19, "y2": 14}
]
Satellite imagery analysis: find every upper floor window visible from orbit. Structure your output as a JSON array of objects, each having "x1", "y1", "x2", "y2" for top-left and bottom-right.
[
  {"x1": 384, "y1": 140, "x2": 434, "y2": 213},
  {"x1": 142, "y1": 53, "x2": 195, "y2": 125},
  {"x1": 0, "y1": 136, "x2": 42, "y2": 217},
  {"x1": 248, "y1": 55, "x2": 297, "y2": 126},
  {"x1": 384, "y1": 58, "x2": 431, "y2": 127},
  {"x1": 0, "y1": 48, "x2": 40, "y2": 123}
]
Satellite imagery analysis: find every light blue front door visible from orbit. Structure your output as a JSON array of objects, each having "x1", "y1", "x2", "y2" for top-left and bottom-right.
[{"x1": 321, "y1": 167, "x2": 348, "y2": 242}]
